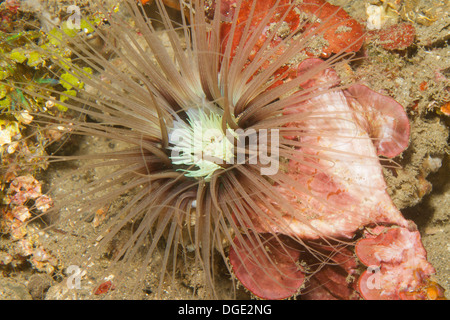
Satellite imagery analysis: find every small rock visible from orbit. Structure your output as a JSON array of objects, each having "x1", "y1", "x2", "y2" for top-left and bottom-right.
[
  {"x1": 27, "y1": 274, "x2": 54, "y2": 300},
  {"x1": 0, "y1": 278, "x2": 33, "y2": 300},
  {"x1": 424, "y1": 226, "x2": 444, "y2": 235},
  {"x1": 0, "y1": 251, "x2": 13, "y2": 265},
  {"x1": 45, "y1": 281, "x2": 78, "y2": 300}
]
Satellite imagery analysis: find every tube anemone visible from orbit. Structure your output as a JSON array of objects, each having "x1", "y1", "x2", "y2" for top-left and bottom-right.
[{"x1": 3, "y1": 0, "x2": 375, "y2": 298}]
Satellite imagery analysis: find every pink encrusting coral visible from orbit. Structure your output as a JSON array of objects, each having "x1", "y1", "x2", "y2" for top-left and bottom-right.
[
  {"x1": 244, "y1": 59, "x2": 411, "y2": 240},
  {"x1": 228, "y1": 58, "x2": 436, "y2": 300},
  {"x1": 223, "y1": 0, "x2": 445, "y2": 300},
  {"x1": 356, "y1": 226, "x2": 438, "y2": 300}
]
